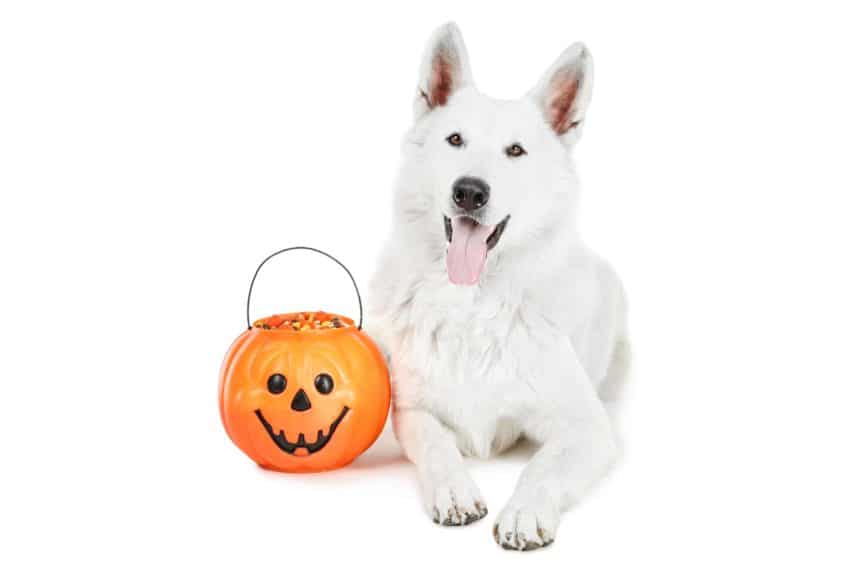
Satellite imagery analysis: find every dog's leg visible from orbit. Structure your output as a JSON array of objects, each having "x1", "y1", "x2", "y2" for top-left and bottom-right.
[
  {"x1": 394, "y1": 408, "x2": 488, "y2": 526},
  {"x1": 493, "y1": 349, "x2": 616, "y2": 550}
]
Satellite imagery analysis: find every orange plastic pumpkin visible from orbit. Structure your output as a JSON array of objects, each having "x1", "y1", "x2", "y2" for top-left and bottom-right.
[{"x1": 219, "y1": 248, "x2": 390, "y2": 473}]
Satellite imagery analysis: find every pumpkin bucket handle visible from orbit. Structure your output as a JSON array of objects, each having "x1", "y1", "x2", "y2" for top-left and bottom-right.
[{"x1": 246, "y1": 246, "x2": 364, "y2": 331}]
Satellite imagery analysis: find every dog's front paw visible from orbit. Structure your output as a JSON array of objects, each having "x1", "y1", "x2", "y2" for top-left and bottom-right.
[
  {"x1": 423, "y1": 472, "x2": 488, "y2": 526},
  {"x1": 493, "y1": 499, "x2": 559, "y2": 551}
]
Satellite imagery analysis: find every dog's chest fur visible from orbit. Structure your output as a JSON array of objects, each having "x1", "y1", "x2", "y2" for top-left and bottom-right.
[{"x1": 372, "y1": 261, "x2": 580, "y2": 457}]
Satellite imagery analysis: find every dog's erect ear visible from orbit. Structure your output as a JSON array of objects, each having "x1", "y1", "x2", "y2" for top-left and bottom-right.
[
  {"x1": 529, "y1": 43, "x2": 593, "y2": 140},
  {"x1": 414, "y1": 22, "x2": 473, "y2": 119}
]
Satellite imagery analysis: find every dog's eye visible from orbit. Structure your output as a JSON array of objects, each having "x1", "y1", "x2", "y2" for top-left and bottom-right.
[
  {"x1": 314, "y1": 373, "x2": 334, "y2": 395},
  {"x1": 505, "y1": 143, "x2": 526, "y2": 158},
  {"x1": 267, "y1": 373, "x2": 287, "y2": 394},
  {"x1": 446, "y1": 133, "x2": 464, "y2": 147}
]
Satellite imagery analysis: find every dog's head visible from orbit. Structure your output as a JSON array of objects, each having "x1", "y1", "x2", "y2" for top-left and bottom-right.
[{"x1": 395, "y1": 23, "x2": 593, "y2": 286}]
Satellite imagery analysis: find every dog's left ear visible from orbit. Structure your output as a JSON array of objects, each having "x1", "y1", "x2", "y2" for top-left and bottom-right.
[
  {"x1": 414, "y1": 22, "x2": 473, "y2": 119},
  {"x1": 529, "y1": 43, "x2": 593, "y2": 143}
]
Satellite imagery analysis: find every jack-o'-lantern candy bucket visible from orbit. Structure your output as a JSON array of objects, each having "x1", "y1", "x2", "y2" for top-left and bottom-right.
[{"x1": 219, "y1": 247, "x2": 390, "y2": 473}]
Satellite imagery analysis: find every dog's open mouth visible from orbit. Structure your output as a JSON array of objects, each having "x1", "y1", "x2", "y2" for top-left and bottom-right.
[
  {"x1": 254, "y1": 406, "x2": 349, "y2": 455},
  {"x1": 444, "y1": 214, "x2": 510, "y2": 285}
]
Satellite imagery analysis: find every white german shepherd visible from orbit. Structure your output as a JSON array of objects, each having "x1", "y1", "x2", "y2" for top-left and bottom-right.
[{"x1": 368, "y1": 22, "x2": 628, "y2": 551}]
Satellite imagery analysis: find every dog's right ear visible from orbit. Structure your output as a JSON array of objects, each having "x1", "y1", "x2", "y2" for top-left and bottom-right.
[{"x1": 414, "y1": 22, "x2": 473, "y2": 119}]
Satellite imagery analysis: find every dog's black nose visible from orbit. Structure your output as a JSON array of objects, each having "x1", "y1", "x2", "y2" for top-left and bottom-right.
[
  {"x1": 452, "y1": 177, "x2": 490, "y2": 212},
  {"x1": 290, "y1": 388, "x2": 312, "y2": 412}
]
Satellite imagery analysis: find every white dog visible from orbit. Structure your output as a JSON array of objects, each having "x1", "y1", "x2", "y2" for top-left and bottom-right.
[{"x1": 367, "y1": 22, "x2": 627, "y2": 551}]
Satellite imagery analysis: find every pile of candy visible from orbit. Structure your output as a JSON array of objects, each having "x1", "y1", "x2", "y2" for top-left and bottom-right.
[{"x1": 253, "y1": 311, "x2": 350, "y2": 331}]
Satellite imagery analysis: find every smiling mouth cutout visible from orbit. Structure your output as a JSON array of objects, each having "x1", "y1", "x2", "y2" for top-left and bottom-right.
[{"x1": 254, "y1": 406, "x2": 350, "y2": 455}]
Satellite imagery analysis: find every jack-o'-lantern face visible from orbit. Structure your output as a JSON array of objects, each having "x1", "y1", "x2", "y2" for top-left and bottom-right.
[
  {"x1": 253, "y1": 370, "x2": 349, "y2": 456},
  {"x1": 219, "y1": 312, "x2": 390, "y2": 473}
]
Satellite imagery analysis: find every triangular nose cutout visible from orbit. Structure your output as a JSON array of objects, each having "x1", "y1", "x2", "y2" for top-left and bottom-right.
[{"x1": 290, "y1": 388, "x2": 312, "y2": 412}]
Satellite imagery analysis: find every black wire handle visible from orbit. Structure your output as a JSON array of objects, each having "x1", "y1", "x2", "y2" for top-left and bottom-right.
[{"x1": 246, "y1": 246, "x2": 363, "y2": 330}]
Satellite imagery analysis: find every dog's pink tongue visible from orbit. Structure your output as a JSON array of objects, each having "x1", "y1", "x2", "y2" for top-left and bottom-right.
[{"x1": 446, "y1": 216, "x2": 494, "y2": 285}]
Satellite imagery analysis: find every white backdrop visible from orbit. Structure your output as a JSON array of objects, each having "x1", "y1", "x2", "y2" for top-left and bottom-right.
[{"x1": 2, "y1": 1, "x2": 859, "y2": 571}]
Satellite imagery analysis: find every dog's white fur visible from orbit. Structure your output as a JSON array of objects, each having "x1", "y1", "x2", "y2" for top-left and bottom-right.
[{"x1": 367, "y1": 23, "x2": 627, "y2": 550}]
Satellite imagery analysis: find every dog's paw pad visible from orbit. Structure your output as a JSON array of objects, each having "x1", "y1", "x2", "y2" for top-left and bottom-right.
[
  {"x1": 426, "y1": 476, "x2": 487, "y2": 527},
  {"x1": 493, "y1": 503, "x2": 557, "y2": 551}
]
